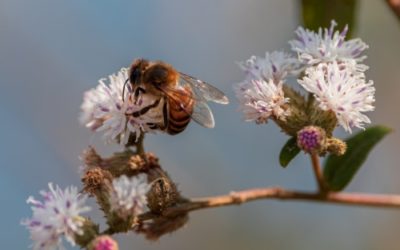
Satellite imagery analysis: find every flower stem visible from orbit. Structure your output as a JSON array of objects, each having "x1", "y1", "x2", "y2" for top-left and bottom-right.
[
  {"x1": 136, "y1": 133, "x2": 145, "y2": 156},
  {"x1": 310, "y1": 153, "x2": 327, "y2": 193}
]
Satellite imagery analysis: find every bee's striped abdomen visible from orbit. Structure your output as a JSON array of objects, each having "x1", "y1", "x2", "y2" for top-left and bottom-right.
[{"x1": 166, "y1": 87, "x2": 194, "y2": 135}]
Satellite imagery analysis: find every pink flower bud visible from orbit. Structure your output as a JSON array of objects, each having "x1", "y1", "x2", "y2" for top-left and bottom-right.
[{"x1": 91, "y1": 235, "x2": 118, "y2": 250}]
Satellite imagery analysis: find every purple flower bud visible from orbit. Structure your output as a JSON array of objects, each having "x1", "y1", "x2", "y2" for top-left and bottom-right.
[{"x1": 297, "y1": 126, "x2": 326, "y2": 153}]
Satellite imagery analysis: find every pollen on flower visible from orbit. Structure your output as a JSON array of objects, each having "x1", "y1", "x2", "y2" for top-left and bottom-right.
[
  {"x1": 22, "y1": 183, "x2": 91, "y2": 250},
  {"x1": 109, "y1": 174, "x2": 152, "y2": 218},
  {"x1": 80, "y1": 68, "x2": 163, "y2": 145},
  {"x1": 234, "y1": 79, "x2": 290, "y2": 124},
  {"x1": 289, "y1": 20, "x2": 369, "y2": 71},
  {"x1": 298, "y1": 62, "x2": 375, "y2": 133}
]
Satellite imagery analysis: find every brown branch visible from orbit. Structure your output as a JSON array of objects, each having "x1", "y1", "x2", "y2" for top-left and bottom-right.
[
  {"x1": 138, "y1": 153, "x2": 400, "y2": 222},
  {"x1": 386, "y1": 0, "x2": 400, "y2": 19},
  {"x1": 139, "y1": 187, "x2": 400, "y2": 221}
]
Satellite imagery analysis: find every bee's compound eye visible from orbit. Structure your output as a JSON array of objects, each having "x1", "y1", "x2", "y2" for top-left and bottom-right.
[{"x1": 130, "y1": 68, "x2": 141, "y2": 84}]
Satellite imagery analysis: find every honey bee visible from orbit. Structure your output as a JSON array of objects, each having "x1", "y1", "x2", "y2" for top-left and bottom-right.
[{"x1": 123, "y1": 58, "x2": 229, "y2": 134}]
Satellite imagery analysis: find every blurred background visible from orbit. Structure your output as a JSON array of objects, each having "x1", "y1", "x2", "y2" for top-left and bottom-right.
[{"x1": 1, "y1": 0, "x2": 400, "y2": 249}]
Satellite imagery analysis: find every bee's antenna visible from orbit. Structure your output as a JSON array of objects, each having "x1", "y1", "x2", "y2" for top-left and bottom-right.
[{"x1": 122, "y1": 78, "x2": 129, "y2": 102}]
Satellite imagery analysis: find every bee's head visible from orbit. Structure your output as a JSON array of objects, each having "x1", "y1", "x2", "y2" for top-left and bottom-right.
[
  {"x1": 143, "y1": 62, "x2": 178, "y2": 89},
  {"x1": 129, "y1": 58, "x2": 149, "y2": 85}
]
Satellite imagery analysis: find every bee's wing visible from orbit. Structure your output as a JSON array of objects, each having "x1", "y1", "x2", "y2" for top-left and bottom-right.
[
  {"x1": 190, "y1": 99, "x2": 215, "y2": 128},
  {"x1": 159, "y1": 85, "x2": 216, "y2": 128},
  {"x1": 179, "y1": 72, "x2": 229, "y2": 104}
]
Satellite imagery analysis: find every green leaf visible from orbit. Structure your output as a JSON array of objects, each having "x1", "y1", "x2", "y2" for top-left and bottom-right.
[
  {"x1": 279, "y1": 137, "x2": 301, "y2": 168},
  {"x1": 323, "y1": 126, "x2": 392, "y2": 191},
  {"x1": 301, "y1": 0, "x2": 358, "y2": 38}
]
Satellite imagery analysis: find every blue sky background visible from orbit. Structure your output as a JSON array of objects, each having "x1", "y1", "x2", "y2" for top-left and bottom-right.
[{"x1": 1, "y1": 1, "x2": 400, "y2": 249}]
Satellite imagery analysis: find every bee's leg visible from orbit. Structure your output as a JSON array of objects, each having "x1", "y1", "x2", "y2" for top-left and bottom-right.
[
  {"x1": 144, "y1": 99, "x2": 168, "y2": 132},
  {"x1": 146, "y1": 123, "x2": 159, "y2": 130},
  {"x1": 135, "y1": 132, "x2": 147, "y2": 163},
  {"x1": 161, "y1": 95, "x2": 169, "y2": 130},
  {"x1": 143, "y1": 97, "x2": 168, "y2": 132}
]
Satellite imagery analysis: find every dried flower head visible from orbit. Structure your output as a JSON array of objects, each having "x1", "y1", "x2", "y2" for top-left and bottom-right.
[
  {"x1": 80, "y1": 68, "x2": 163, "y2": 145},
  {"x1": 22, "y1": 183, "x2": 91, "y2": 250},
  {"x1": 234, "y1": 79, "x2": 290, "y2": 124},
  {"x1": 298, "y1": 62, "x2": 375, "y2": 132},
  {"x1": 289, "y1": 20, "x2": 369, "y2": 71},
  {"x1": 109, "y1": 174, "x2": 152, "y2": 218},
  {"x1": 82, "y1": 167, "x2": 113, "y2": 195},
  {"x1": 326, "y1": 137, "x2": 347, "y2": 156}
]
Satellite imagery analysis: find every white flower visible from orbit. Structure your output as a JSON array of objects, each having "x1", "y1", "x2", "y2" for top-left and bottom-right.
[
  {"x1": 80, "y1": 68, "x2": 163, "y2": 145},
  {"x1": 109, "y1": 174, "x2": 152, "y2": 218},
  {"x1": 298, "y1": 62, "x2": 375, "y2": 132},
  {"x1": 238, "y1": 51, "x2": 301, "y2": 83},
  {"x1": 22, "y1": 183, "x2": 91, "y2": 250},
  {"x1": 289, "y1": 20, "x2": 369, "y2": 70},
  {"x1": 234, "y1": 79, "x2": 290, "y2": 124},
  {"x1": 236, "y1": 51, "x2": 296, "y2": 124}
]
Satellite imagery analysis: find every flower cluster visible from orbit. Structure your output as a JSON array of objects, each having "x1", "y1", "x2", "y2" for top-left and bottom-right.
[
  {"x1": 235, "y1": 79, "x2": 290, "y2": 123},
  {"x1": 109, "y1": 174, "x2": 152, "y2": 219},
  {"x1": 299, "y1": 62, "x2": 375, "y2": 132},
  {"x1": 80, "y1": 68, "x2": 163, "y2": 145},
  {"x1": 238, "y1": 51, "x2": 301, "y2": 83},
  {"x1": 289, "y1": 20, "x2": 368, "y2": 69},
  {"x1": 235, "y1": 20, "x2": 375, "y2": 133},
  {"x1": 235, "y1": 51, "x2": 299, "y2": 123},
  {"x1": 21, "y1": 183, "x2": 91, "y2": 250}
]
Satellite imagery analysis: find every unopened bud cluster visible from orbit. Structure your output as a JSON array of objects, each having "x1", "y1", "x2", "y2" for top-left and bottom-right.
[
  {"x1": 22, "y1": 147, "x2": 185, "y2": 249},
  {"x1": 82, "y1": 148, "x2": 182, "y2": 230}
]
